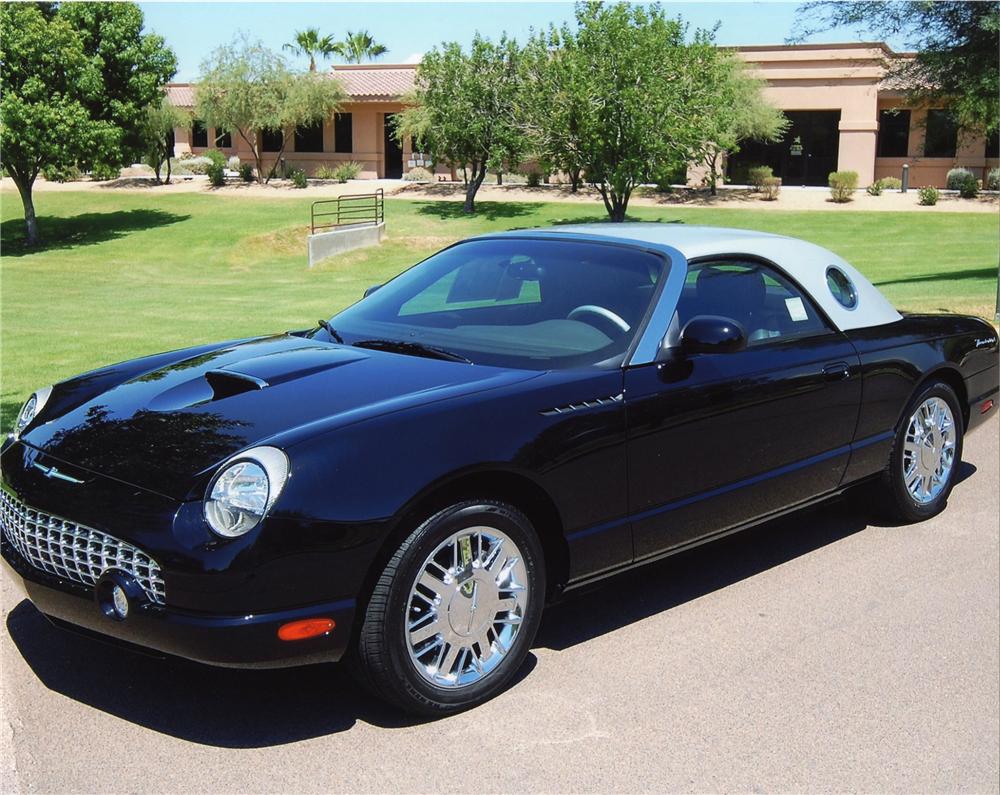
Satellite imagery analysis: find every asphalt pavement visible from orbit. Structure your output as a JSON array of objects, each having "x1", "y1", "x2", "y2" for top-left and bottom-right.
[{"x1": 2, "y1": 416, "x2": 997, "y2": 793}]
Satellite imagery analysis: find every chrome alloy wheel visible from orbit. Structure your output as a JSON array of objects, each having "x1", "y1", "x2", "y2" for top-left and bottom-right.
[
  {"x1": 405, "y1": 526, "x2": 529, "y2": 689},
  {"x1": 902, "y1": 396, "x2": 956, "y2": 504}
]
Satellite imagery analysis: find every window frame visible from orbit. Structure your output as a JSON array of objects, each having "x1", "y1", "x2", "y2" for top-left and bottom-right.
[{"x1": 672, "y1": 254, "x2": 837, "y2": 351}]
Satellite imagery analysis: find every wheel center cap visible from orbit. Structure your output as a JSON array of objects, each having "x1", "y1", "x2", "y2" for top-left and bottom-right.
[
  {"x1": 920, "y1": 433, "x2": 939, "y2": 470},
  {"x1": 446, "y1": 572, "x2": 496, "y2": 638}
]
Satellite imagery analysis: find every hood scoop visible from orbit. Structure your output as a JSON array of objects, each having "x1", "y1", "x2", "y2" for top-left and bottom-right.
[{"x1": 205, "y1": 370, "x2": 267, "y2": 400}]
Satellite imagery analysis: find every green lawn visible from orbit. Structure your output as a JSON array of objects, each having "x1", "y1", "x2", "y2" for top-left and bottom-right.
[{"x1": 1, "y1": 188, "x2": 997, "y2": 428}]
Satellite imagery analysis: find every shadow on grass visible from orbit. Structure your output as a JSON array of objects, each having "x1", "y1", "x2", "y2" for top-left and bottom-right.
[
  {"x1": 1, "y1": 209, "x2": 190, "y2": 256},
  {"x1": 414, "y1": 200, "x2": 541, "y2": 221},
  {"x1": 874, "y1": 267, "x2": 996, "y2": 287}
]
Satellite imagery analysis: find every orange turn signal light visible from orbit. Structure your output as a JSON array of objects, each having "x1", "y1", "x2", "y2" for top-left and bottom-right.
[{"x1": 277, "y1": 617, "x2": 335, "y2": 641}]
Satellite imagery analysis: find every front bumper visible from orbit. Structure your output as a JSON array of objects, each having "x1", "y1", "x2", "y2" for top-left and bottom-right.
[{"x1": 1, "y1": 538, "x2": 356, "y2": 668}]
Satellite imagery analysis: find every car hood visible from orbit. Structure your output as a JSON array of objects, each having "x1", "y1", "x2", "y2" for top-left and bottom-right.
[{"x1": 22, "y1": 335, "x2": 537, "y2": 499}]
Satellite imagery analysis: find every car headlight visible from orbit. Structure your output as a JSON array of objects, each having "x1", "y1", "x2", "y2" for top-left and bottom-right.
[
  {"x1": 12, "y1": 386, "x2": 53, "y2": 439},
  {"x1": 204, "y1": 446, "x2": 289, "y2": 538}
]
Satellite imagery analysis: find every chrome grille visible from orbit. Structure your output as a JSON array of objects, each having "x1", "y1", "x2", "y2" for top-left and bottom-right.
[{"x1": 0, "y1": 489, "x2": 166, "y2": 605}]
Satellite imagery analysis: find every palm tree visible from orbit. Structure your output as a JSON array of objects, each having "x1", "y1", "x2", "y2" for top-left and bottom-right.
[
  {"x1": 283, "y1": 28, "x2": 337, "y2": 72},
  {"x1": 334, "y1": 30, "x2": 388, "y2": 64}
]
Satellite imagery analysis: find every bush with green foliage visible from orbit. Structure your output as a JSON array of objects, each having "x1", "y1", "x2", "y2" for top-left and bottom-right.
[
  {"x1": 173, "y1": 155, "x2": 212, "y2": 174},
  {"x1": 90, "y1": 163, "x2": 121, "y2": 181},
  {"x1": 747, "y1": 165, "x2": 773, "y2": 191},
  {"x1": 761, "y1": 176, "x2": 781, "y2": 201},
  {"x1": 828, "y1": 170, "x2": 858, "y2": 202},
  {"x1": 403, "y1": 166, "x2": 434, "y2": 182},
  {"x1": 918, "y1": 185, "x2": 939, "y2": 205},
  {"x1": 206, "y1": 162, "x2": 226, "y2": 187},
  {"x1": 332, "y1": 161, "x2": 362, "y2": 182},
  {"x1": 879, "y1": 176, "x2": 902, "y2": 190},
  {"x1": 314, "y1": 165, "x2": 338, "y2": 180},
  {"x1": 525, "y1": 170, "x2": 543, "y2": 188},
  {"x1": 951, "y1": 170, "x2": 978, "y2": 198},
  {"x1": 203, "y1": 149, "x2": 227, "y2": 169},
  {"x1": 239, "y1": 163, "x2": 254, "y2": 182},
  {"x1": 227, "y1": 155, "x2": 240, "y2": 170},
  {"x1": 945, "y1": 167, "x2": 973, "y2": 190},
  {"x1": 866, "y1": 180, "x2": 883, "y2": 196},
  {"x1": 289, "y1": 167, "x2": 307, "y2": 188},
  {"x1": 42, "y1": 164, "x2": 82, "y2": 183},
  {"x1": 987, "y1": 167, "x2": 1000, "y2": 191}
]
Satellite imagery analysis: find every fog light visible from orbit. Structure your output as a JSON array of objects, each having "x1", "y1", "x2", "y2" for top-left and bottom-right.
[{"x1": 111, "y1": 585, "x2": 129, "y2": 619}]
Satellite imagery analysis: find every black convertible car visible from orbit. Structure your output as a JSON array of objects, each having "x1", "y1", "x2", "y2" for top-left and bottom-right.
[{"x1": 2, "y1": 225, "x2": 997, "y2": 714}]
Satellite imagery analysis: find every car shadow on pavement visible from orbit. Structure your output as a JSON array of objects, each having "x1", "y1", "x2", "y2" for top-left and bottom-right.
[{"x1": 4, "y1": 463, "x2": 975, "y2": 747}]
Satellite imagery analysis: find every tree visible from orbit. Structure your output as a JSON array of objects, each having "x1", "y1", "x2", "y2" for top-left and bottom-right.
[
  {"x1": 283, "y1": 27, "x2": 337, "y2": 73},
  {"x1": 141, "y1": 96, "x2": 189, "y2": 184},
  {"x1": 195, "y1": 36, "x2": 345, "y2": 184},
  {"x1": 334, "y1": 30, "x2": 388, "y2": 64},
  {"x1": 524, "y1": 3, "x2": 725, "y2": 221},
  {"x1": 0, "y1": 2, "x2": 174, "y2": 247},
  {"x1": 401, "y1": 35, "x2": 528, "y2": 213},
  {"x1": 793, "y1": 1, "x2": 999, "y2": 136},
  {"x1": 691, "y1": 56, "x2": 788, "y2": 195}
]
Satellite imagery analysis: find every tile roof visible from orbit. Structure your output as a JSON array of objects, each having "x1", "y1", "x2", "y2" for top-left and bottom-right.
[
  {"x1": 165, "y1": 83, "x2": 196, "y2": 108},
  {"x1": 330, "y1": 65, "x2": 417, "y2": 101}
]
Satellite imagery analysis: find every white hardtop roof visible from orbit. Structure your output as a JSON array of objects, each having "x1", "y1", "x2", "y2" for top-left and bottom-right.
[{"x1": 519, "y1": 223, "x2": 902, "y2": 332}]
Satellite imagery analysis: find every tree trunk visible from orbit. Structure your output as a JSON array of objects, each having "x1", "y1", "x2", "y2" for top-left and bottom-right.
[
  {"x1": 165, "y1": 153, "x2": 172, "y2": 185},
  {"x1": 708, "y1": 151, "x2": 719, "y2": 196},
  {"x1": 12, "y1": 172, "x2": 40, "y2": 247},
  {"x1": 570, "y1": 168, "x2": 581, "y2": 193},
  {"x1": 496, "y1": 171, "x2": 503, "y2": 186},
  {"x1": 464, "y1": 163, "x2": 486, "y2": 213}
]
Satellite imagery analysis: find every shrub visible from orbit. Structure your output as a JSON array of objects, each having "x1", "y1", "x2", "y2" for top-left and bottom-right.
[
  {"x1": 203, "y1": 149, "x2": 227, "y2": 169},
  {"x1": 332, "y1": 161, "x2": 362, "y2": 182},
  {"x1": 525, "y1": 170, "x2": 543, "y2": 188},
  {"x1": 403, "y1": 166, "x2": 434, "y2": 182},
  {"x1": 828, "y1": 170, "x2": 858, "y2": 202},
  {"x1": 238, "y1": 163, "x2": 254, "y2": 182},
  {"x1": 879, "y1": 176, "x2": 902, "y2": 190},
  {"x1": 761, "y1": 176, "x2": 781, "y2": 201},
  {"x1": 747, "y1": 165, "x2": 772, "y2": 191},
  {"x1": 42, "y1": 164, "x2": 82, "y2": 182},
  {"x1": 227, "y1": 155, "x2": 241, "y2": 171},
  {"x1": 289, "y1": 168, "x2": 307, "y2": 188},
  {"x1": 987, "y1": 167, "x2": 1000, "y2": 191},
  {"x1": 951, "y1": 170, "x2": 978, "y2": 198},
  {"x1": 173, "y1": 155, "x2": 212, "y2": 174},
  {"x1": 918, "y1": 185, "x2": 939, "y2": 205},
  {"x1": 946, "y1": 167, "x2": 973, "y2": 190},
  {"x1": 90, "y1": 163, "x2": 120, "y2": 181},
  {"x1": 206, "y1": 162, "x2": 226, "y2": 187},
  {"x1": 866, "y1": 180, "x2": 884, "y2": 196},
  {"x1": 314, "y1": 165, "x2": 338, "y2": 180}
]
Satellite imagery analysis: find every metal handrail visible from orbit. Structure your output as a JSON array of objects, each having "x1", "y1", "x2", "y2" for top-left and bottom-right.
[{"x1": 311, "y1": 189, "x2": 384, "y2": 233}]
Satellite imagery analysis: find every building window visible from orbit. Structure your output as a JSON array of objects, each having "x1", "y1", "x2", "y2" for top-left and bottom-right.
[
  {"x1": 877, "y1": 109, "x2": 910, "y2": 157},
  {"x1": 261, "y1": 128, "x2": 283, "y2": 152},
  {"x1": 294, "y1": 120, "x2": 324, "y2": 153},
  {"x1": 986, "y1": 129, "x2": 999, "y2": 159},
  {"x1": 924, "y1": 109, "x2": 958, "y2": 158},
  {"x1": 214, "y1": 128, "x2": 232, "y2": 148},
  {"x1": 191, "y1": 120, "x2": 208, "y2": 148},
  {"x1": 334, "y1": 113, "x2": 353, "y2": 153}
]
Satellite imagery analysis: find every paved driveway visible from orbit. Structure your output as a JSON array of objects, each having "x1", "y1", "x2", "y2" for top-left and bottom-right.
[{"x1": 2, "y1": 417, "x2": 997, "y2": 793}]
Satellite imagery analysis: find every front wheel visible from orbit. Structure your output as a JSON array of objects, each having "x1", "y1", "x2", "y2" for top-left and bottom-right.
[
  {"x1": 881, "y1": 381, "x2": 964, "y2": 523},
  {"x1": 352, "y1": 500, "x2": 545, "y2": 716}
]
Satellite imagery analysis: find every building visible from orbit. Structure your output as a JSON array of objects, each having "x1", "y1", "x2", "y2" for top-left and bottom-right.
[{"x1": 166, "y1": 43, "x2": 998, "y2": 188}]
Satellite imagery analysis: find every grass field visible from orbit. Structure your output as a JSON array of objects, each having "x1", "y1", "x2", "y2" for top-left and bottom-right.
[{"x1": 2, "y1": 188, "x2": 997, "y2": 428}]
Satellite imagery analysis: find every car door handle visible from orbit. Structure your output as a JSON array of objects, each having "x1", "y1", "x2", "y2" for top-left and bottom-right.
[{"x1": 823, "y1": 362, "x2": 851, "y2": 381}]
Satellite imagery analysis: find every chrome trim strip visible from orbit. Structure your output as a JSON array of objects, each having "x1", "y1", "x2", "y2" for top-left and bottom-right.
[{"x1": 540, "y1": 393, "x2": 623, "y2": 417}]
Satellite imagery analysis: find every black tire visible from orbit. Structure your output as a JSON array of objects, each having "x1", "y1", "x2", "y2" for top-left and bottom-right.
[
  {"x1": 880, "y1": 380, "x2": 964, "y2": 523},
  {"x1": 351, "y1": 500, "x2": 545, "y2": 716}
]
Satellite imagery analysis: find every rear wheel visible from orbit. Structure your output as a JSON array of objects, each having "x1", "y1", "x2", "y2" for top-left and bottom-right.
[
  {"x1": 881, "y1": 381, "x2": 963, "y2": 522},
  {"x1": 352, "y1": 500, "x2": 545, "y2": 716}
]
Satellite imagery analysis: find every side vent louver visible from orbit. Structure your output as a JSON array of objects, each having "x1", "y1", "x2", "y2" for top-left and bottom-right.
[
  {"x1": 205, "y1": 370, "x2": 268, "y2": 400},
  {"x1": 540, "y1": 394, "x2": 623, "y2": 417}
]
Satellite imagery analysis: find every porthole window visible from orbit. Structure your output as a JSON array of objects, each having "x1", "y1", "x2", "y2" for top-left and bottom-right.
[{"x1": 826, "y1": 266, "x2": 857, "y2": 309}]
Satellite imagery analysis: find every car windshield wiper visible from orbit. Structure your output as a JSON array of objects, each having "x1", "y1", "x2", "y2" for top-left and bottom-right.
[
  {"x1": 315, "y1": 319, "x2": 344, "y2": 344},
  {"x1": 352, "y1": 338, "x2": 473, "y2": 364}
]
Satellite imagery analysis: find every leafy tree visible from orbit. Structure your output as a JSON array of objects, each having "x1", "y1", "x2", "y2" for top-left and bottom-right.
[
  {"x1": 283, "y1": 27, "x2": 338, "y2": 72},
  {"x1": 400, "y1": 35, "x2": 527, "y2": 213},
  {"x1": 335, "y1": 30, "x2": 389, "y2": 63},
  {"x1": 141, "y1": 96, "x2": 190, "y2": 184},
  {"x1": 793, "y1": 1, "x2": 999, "y2": 136},
  {"x1": 691, "y1": 56, "x2": 788, "y2": 195},
  {"x1": 0, "y1": 2, "x2": 174, "y2": 247},
  {"x1": 195, "y1": 36, "x2": 345, "y2": 184},
  {"x1": 525, "y1": 3, "x2": 724, "y2": 221}
]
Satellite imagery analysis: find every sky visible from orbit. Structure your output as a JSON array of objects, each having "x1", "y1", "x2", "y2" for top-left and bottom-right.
[{"x1": 138, "y1": 1, "x2": 903, "y2": 82}]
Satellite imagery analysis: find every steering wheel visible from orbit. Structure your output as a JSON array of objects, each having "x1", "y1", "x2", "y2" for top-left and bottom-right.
[{"x1": 567, "y1": 304, "x2": 631, "y2": 335}]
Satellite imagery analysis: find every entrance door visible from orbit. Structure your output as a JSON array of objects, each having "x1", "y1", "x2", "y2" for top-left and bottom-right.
[
  {"x1": 728, "y1": 110, "x2": 842, "y2": 187},
  {"x1": 383, "y1": 113, "x2": 403, "y2": 179}
]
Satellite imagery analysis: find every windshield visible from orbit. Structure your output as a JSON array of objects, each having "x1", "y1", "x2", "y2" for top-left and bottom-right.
[{"x1": 328, "y1": 237, "x2": 668, "y2": 369}]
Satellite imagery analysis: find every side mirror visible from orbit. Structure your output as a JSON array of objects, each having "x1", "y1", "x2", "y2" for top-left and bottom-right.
[
  {"x1": 363, "y1": 283, "x2": 382, "y2": 298},
  {"x1": 679, "y1": 315, "x2": 747, "y2": 355}
]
